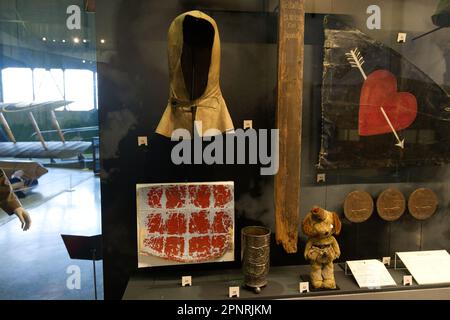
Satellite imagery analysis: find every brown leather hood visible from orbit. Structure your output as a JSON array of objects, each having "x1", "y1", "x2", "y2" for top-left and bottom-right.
[{"x1": 156, "y1": 10, "x2": 234, "y2": 138}]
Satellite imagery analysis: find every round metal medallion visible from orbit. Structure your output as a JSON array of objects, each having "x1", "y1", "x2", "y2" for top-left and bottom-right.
[
  {"x1": 376, "y1": 188, "x2": 406, "y2": 222},
  {"x1": 344, "y1": 191, "x2": 374, "y2": 223},
  {"x1": 408, "y1": 188, "x2": 438, "y2": 220}
]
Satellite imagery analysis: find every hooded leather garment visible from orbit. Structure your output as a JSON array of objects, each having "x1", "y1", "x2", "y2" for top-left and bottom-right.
[{"x1": 156, "y1": 10, "x2": 234, "y2": 138}]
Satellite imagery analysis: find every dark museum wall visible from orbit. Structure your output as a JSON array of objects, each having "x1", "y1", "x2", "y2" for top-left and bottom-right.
[{"x1": 97, "y1": 0, "x2": 450, "y2": 299}]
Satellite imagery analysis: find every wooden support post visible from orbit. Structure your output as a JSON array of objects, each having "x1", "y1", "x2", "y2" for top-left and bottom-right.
[
  {"x1": 275, "y1": 0, "x2": 305, "y2": 254},
  {"x1": 50, "y1": 110, "x2": 66, "y2": 143},
  {"x1": 28, "y1": 111, "x2": 48, "y2": 150},
  {"x1": 0, "y1": 112, "x2": 17, "y2": 143}
]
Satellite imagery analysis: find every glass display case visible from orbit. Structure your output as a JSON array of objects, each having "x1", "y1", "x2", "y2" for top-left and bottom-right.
[
  {"x1": 1, "y1": 0, "x2": 449, "y2": 302},
  {"x1": 96, "y1": 0, "x2": 450, "y2": 300}
]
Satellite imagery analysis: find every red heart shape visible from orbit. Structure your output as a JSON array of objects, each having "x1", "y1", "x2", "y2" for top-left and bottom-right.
[{"x1": 359, "y1": 70, "x2": 417, "y2": 136}]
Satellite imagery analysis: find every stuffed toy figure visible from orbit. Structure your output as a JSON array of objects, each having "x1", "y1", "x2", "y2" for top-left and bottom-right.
[{"x1": 302, "y1": 206, "x2": 341, "y2": 289}]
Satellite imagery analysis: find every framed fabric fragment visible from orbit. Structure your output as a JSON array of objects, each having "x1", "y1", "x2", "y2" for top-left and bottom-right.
[
  {"x1": 137, "y1": 182, "x2": 235, "y2": 267},
  {"x1": 318, "y1": 16, "x2": 450, "y2": 170}
]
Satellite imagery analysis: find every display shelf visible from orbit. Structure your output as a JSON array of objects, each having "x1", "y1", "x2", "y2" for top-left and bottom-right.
[{"x1": 122, "y1": 264, "x2": 450, "y2": 300}]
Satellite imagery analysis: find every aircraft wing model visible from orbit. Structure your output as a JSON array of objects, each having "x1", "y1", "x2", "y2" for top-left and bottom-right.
[
  {"x1": 0, "y1": 160, "x2": 48, "y2": 196},
  {"x1": 0, "y1": 100, "x2": 92, "y2": 159},
  {"x1": 0, "y1": 100, "x2": 71, "y2": 113}
]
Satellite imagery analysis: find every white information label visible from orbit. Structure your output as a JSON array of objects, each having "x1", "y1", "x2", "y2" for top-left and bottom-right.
[
  {"x1": 299, "y1": 282, "x2": 310, "y2": 293},
  {"x1": 138, "y1": 136, "x2": 148, "y2": 146},
  {"x1": 346, "y1": 260, "x2": 397, "y2": 288},
  {"x1": 229, "y1": 286, "x2": 240, "y2": 298},
  {"x1": 181, "y1": 276, "x2": 192, "y2": 287},
  {"x1": 396, "y1": 250, "x2": 450, "y2": 285},
  {"x1": 403, "y1": 275, "x2": 413, "y2": 286},
  {"x1": 397, "y1": 32, "x2": 407, "y2": 43},
  {"x1": 317, "y1": 173, "x2": 326, "y2": 183},
  {"x1": 382, "y1": 257, "x2": 391, "y2": 266}
]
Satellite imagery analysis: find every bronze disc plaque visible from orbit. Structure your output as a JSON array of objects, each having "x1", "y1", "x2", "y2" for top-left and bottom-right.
[
  {"x1": 376, "y1": 188, "x2": 406, "y2": 222},
  {"x1": 408, "y1": 188, "x2": 438, "y2": 220},
  {"x1": 344, "y1": 191, "x2": 374, "y2": 223}
]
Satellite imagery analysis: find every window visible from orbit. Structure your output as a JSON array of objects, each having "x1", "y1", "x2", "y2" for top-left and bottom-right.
[
  {"x1": 1, "y1": 68, "x2": 33, "y2": 102},
  {"x1": 1, "y1": 67, "x2": 97, "y2": 111},
  {"x1": 33, "y1": 69, "x2": 65, "y2": 102},
  {"x1": 64, "y1": 69, "x2": 95, "y2": 111}
]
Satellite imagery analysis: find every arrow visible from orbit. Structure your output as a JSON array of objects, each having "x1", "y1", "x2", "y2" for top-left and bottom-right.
[
  {"x1": 347, "y1": 49, "x2": 405, "y2": 149},
  {"x1": 346, "y1": 48, "x2": 367, "y2": 80},
  {"x1": 380, "y1": 106, "x2": 405, "y2": 149}
]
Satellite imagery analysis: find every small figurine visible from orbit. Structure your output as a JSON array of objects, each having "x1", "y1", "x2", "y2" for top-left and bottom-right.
[{"x1": 302, "y1": 206, "x2": 341, "y2": 289}]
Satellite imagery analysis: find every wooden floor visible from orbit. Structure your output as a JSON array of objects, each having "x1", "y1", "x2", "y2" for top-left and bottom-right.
[{"x1": 0, "y1": 141, "x2": 91, "y2": 159}]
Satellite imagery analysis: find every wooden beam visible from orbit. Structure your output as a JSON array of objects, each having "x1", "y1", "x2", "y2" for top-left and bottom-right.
[
  {"x1": 50, "y1": 110, "x2": 66, "y2": 143},
  {"x1": 0, "y1": 112, "x2": 17, "y2": 143},
  {"x1": 85, "y1": 0, "x2": 96, "y2": 12},
  {"x1": 275, "y1": 0, "x2": 305, "y2": 254},
  {"x1": 28, "y1": 111, "x2": 48, "y2": 150}
]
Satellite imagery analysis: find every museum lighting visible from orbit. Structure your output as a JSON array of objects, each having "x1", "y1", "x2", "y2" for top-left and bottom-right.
[
  {"x1": 83, "y1": 39, "x2": 88, "y2": 43},
  {"x1": 100, "y1": 39, "x2": 106, "y2": 44},
  {"x1": 62, "y1": 39, "x2": 66, "y2": 43},
  {"x1": 73, "y1": 37, "x2": 80, "y2": 44},
  {"x1": 42, "y1": 37, "x2": 47, "y2": 41}
]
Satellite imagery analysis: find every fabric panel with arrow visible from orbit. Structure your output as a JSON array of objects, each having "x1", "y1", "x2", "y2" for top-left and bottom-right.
[{"x1": 318, "y1": 16, "x2": 450, "y2": 170}]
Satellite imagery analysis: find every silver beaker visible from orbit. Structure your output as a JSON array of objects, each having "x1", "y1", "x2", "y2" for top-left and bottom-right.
[{"x1": 241, "y1": 226, "x2": 271, "y2": 293}]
